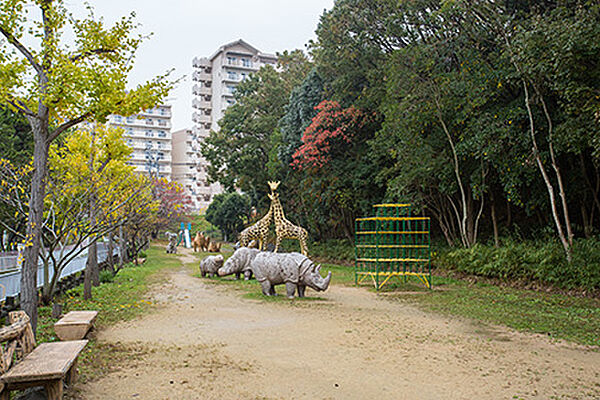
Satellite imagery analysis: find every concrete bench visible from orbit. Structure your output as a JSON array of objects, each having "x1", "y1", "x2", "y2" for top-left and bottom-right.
[
  {"x1": 0, "y1": 311, "x2": 88, "y2": 400},
  {"x1": 54, "y1": 311, "x2": 98, "y2": 341}
]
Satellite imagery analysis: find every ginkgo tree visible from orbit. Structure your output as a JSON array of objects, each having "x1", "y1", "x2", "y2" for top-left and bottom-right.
[
  {"x1": 0, "y1": 0, "x2": 174, "y2": 330},
  {"x1": 1, "y1": 126, "x2": 158, "y2": 304}
]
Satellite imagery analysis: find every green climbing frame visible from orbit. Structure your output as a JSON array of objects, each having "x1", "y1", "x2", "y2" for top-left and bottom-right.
[{"x1": 355, "y1": 204, "x2": 431, "y2": 290}]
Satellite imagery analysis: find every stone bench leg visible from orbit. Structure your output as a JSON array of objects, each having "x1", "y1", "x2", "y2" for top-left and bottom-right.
[
  {"x1": 45, "y1": 379, "x2": 63, "y2": 400},
  {"x1": 66, "y1": 358, "x2": 78, "y2": 385}
]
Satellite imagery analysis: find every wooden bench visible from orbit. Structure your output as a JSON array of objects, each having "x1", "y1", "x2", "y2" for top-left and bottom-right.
[
  {"x1": 0, "y1": 311, "x2": 87, "y2": 400},
  {"x1": 54, "y1": 311, "x2": 98, "y2": 340}
]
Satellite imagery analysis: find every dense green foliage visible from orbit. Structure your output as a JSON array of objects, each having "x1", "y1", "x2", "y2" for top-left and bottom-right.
[
  {"x1": 201, "y1": 0, "x2": 600, "y2": 287},
  {"x1": 0, "y1": 107, "x2": 31, "y2": 165},
  {"x1": 205, "y1": 192, "x2": 251, "y2": 241},
  {"x1": 438, "y1": 238, "x2": 600, "y2": 292}
]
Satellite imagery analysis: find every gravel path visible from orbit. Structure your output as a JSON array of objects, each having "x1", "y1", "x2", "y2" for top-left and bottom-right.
[{"x1": 72, "y1": 250, "x2": 600, "y2": 399}]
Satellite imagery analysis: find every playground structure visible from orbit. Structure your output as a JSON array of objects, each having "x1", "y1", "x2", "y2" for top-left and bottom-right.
[{"x1": 355, "y1": 204, "x2": 431, "y2": 290}]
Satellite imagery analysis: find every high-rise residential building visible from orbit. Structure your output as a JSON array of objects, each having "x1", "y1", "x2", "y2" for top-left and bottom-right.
[
  {"x1": 108, "y1": 104, "x2": 173, "y2": 179},
  {"x1": 190, "y1": 39, "x2": 277, "y2": 210},
  {"x1": 171, "y1": 128, "x2": 198, "y2": 206}
]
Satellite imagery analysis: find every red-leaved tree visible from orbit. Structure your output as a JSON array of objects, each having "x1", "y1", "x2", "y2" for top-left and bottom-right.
[{"x1": 291, "y1": 100, "x2": 367, "y2": 170}]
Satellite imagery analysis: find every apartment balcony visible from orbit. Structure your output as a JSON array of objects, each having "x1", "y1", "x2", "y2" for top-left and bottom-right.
[
  {"x1": 192, "y1": 84, "x2": 212, "y2": 96},
  {"x1": 192, "y1": 112, "x2": 211, "y2": 124},
  {"x1": 192, "y1": 57, "x2": 210, "y2": 68},
  {"x1": 157, "y1": 119, "x2": 170, "y2": 128},
  {"x1": 192, "y1": 70, "x2": 212, "y2": 82},
  {"x1": 192, "y1": 98, "x2": 212, "y2": 110},
  {"x1": 139, "y1": 108, "x2": 171, "y2": 118}
]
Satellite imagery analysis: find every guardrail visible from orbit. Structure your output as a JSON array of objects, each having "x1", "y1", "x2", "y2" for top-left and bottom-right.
[{"x1": 0, "y1": 243, "x2": 118, "y2": 302}]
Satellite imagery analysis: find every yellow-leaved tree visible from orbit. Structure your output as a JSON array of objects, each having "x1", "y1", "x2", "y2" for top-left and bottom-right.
[
  {"x1": 44, "y1": 125, "x2": 156, "y2": 303},
  {"x1": 0, "y1": 0, "x2": 174, "y2": 330}
]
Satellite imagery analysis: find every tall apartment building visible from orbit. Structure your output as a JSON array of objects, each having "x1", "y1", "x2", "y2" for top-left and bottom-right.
[
  {"x1": 171, "y1": 128, "x2": 197, "y2": 205},
  {"x1": 107, "y1": 104, "x2": 172, "y2": 179},
  {"x1": 189, "y1": 39, "x2": 277, "y2": 210}
]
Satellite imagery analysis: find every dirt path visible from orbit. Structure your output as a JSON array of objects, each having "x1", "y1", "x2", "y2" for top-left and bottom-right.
[{"x1": 74, "y1": 250, "x2": 600, "y2": 399}]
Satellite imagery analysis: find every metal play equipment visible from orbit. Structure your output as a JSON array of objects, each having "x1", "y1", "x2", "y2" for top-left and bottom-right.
[{"x1": 354, "y1": 204, "x2": 431, "y2": 290}]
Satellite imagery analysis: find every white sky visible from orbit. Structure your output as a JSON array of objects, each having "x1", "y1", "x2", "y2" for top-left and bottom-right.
[{"x1": 72, "y1": 0, "x2": 335, "y2": 131}]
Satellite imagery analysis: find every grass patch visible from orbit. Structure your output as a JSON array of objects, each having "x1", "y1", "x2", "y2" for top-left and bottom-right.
[
  {"x1": 35, "y1": 245, "x2": 183, "y2": 382},
  {"x1": 390, "y1": 275, "x2": 600, "y2": 347}
]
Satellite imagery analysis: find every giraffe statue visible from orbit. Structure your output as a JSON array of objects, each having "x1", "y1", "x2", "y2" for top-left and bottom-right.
[
  {"x1": 267, "y1": 181, "x2": 309, "y2": 256},
  {"x1": 238, "y1": 201, "x2": 273, "y2": 250}
]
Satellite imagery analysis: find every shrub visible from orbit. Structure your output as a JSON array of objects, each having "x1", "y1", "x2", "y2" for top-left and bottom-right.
[
  {"x1": 137, "y1": 250, "x2": 147, "y2": 259},
  {"x1": 99, "y1": 270, "x2": 115, "y2": 284},
  {"x1": 435, "y1": 238, "x2": 600, "y2": 291}
]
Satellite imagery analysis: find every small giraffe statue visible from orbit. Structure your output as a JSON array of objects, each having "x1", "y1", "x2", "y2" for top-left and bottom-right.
[
  {"x1": 267, "y1": 181, "x2": 309, "y2": 256},
  {"x1": 238, "y1": 201, "x2": 273, "y2": 250}
]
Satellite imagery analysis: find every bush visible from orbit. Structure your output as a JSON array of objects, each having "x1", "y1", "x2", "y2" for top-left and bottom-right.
[
  {"x1": 280, "y1": 238, "x2": 354, "y2": 263},
  {"x1": 99, "y1": 270, "x2": 115, "y2": 284},
  {"x1": 435, "y1": 238, "x2": 600, "y2": 291},
  {"x1": 137, "y1": 250, "x2": 147, "y2": 259}
]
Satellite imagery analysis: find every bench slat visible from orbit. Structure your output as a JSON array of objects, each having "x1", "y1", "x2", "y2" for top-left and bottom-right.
[
  {"x1": 54, "y1": 311, "x2": 98, "y2": 341},
  {"x1": 1, "y1": 340, "x2": 87, "y2": 383}
]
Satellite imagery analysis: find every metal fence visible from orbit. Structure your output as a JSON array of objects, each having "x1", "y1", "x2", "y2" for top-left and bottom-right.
[{"x1": 0, "y1": 243, "x2": 118, "y2": 302}]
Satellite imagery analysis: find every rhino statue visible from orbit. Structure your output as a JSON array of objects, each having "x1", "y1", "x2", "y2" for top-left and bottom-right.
[
  {"x1": 250, "y1": 252, "x2": 332, "y2": 298},
  {"x1": 165, "y1": 231, "x2": 178, "y2": 254},
  {"x1": 199, "y1": 254, "x2": 224, "y2": 278},
  {"x1": 217, "y1": 247, "x2": 261, "y2": 280}
]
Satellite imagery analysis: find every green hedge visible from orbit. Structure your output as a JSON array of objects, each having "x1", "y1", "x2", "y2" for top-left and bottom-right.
[{"x1": 436, "y1": 238, "x2": 600, "y2": 291}]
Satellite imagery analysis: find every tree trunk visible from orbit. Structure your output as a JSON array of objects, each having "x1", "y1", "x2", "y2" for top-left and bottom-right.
[
  {"x1": 84, "y1": 252, "x2": 93, "y2": 300},
  {"x1": 119, "y1": 224, "x2": 125, "y2": 267},
  {"x1": 107, "y1": 228, "x2": 115, "y2": 273},
  {"x1": 521, "y1": 80, "x2": 571, "y2": 261},
  {"x1": 21, "y1": 120, "x2": 50, "y2": 333},
  {"x1": 491, "y1": 194, "x2": 499, "y2": 248}
]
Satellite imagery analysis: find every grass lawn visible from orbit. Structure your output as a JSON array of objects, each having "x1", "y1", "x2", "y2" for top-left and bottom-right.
[{"x1": 35, "y1": 244, "x2": 186, "y2": 381}]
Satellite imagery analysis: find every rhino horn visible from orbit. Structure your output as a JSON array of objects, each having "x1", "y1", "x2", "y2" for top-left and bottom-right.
[
  {"x1": 318, "y1": 271, "x2": 332, "y2": 291},
  {"x1": 315, "y1": 264, "x2": 321, "y2": 274}
]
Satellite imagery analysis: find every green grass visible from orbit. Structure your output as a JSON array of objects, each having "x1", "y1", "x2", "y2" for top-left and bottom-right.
[
  {"x1": 390, "y1": 275, "x2": 600, "y2": 347},
  {"x1": 35, "y1": 245, "x2": 185, "y2": 381}
]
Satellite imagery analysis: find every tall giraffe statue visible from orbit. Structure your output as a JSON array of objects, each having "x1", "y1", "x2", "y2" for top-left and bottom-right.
[
  {"x1": 267, "y1": 181, "x2": 309, "y2": 256},
  {"x1": 238, "y1": 201, "x2": 273, "y2": 250}
]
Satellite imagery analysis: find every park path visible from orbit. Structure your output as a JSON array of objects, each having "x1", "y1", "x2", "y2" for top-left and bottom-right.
[{"x1": 72, "y1": 249, "x2": 600, "y2": 400}]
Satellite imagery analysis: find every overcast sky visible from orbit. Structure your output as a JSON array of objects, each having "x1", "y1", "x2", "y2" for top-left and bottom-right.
[{"x1": 75, "y1": 0, "x2": 335, "y2": 131}]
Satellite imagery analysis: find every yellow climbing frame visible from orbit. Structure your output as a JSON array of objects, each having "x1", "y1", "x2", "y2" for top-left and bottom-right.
[{"x1": 354, "y1": 204, "x2": 432, "y2": 290}]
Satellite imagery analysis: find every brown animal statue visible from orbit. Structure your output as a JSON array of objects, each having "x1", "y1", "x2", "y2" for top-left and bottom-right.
[
  {"x1": 207, "y1": 241, "x2": 221, "y2": 252},
  {"x1": 193, "y1": 232, "x2": 209, "y2": 252}
]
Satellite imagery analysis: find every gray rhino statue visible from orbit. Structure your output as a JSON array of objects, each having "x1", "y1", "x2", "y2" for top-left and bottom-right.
[
  {"x1": 165, "y1": 231, "x2": 178, "y2": 254},
  {"x1": 250, "y1": 252, "x2": 332, "y2": 298},
  {"x1": 199, "y1": 254, "x2": 224, "y2": 278},
  {"x1": 217, "y1": 247, "x2": 261, "y2": 280}
]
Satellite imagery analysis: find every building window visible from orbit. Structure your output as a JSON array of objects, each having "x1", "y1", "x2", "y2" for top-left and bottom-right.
[
  {"x1": 226, "y1": 99, "x2": 235, "y2": 105},
  {"x1": 227, "y1": 85, "x2": 235, "y2": 94},
  {"x1": 158, "y1": 130, "x2": 167, "y2": 138},
  {"x1": 227, "y1": 56, "x2": 236, "y2": 65},
  {"x1": 146, "y1": 118, "x2": 154, "y2": 125},
  {"x1": 127, "y1": 128, "x2": 133, "y2": 135},
  {"x1": 126, "y1": 116, "x2": 134, "y2": 123},
  {"x1": 241, "y1": 72, "x2": 247, "y2": 81},
  {"x1": 242, "y1": 58, "x2": 251, "y2": 68},
  {"x1": 145, "y1": 130, "x2": 153, "y2": 137},
  {"x1": 147, "y1": 108, "x2": 154, "y2": 114},
  {"x1": 227, "y1": 71, "x2": 237, "y2": 80},
  {"x1": 203, "y1": 194, "x2": 211, "y2": 202},
  {"x1": 160, "y1": 108, "x2": 167, "y2": 116},
  {"x1": 114, "y1": 115, "x2": 122, "y2": 123}
]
